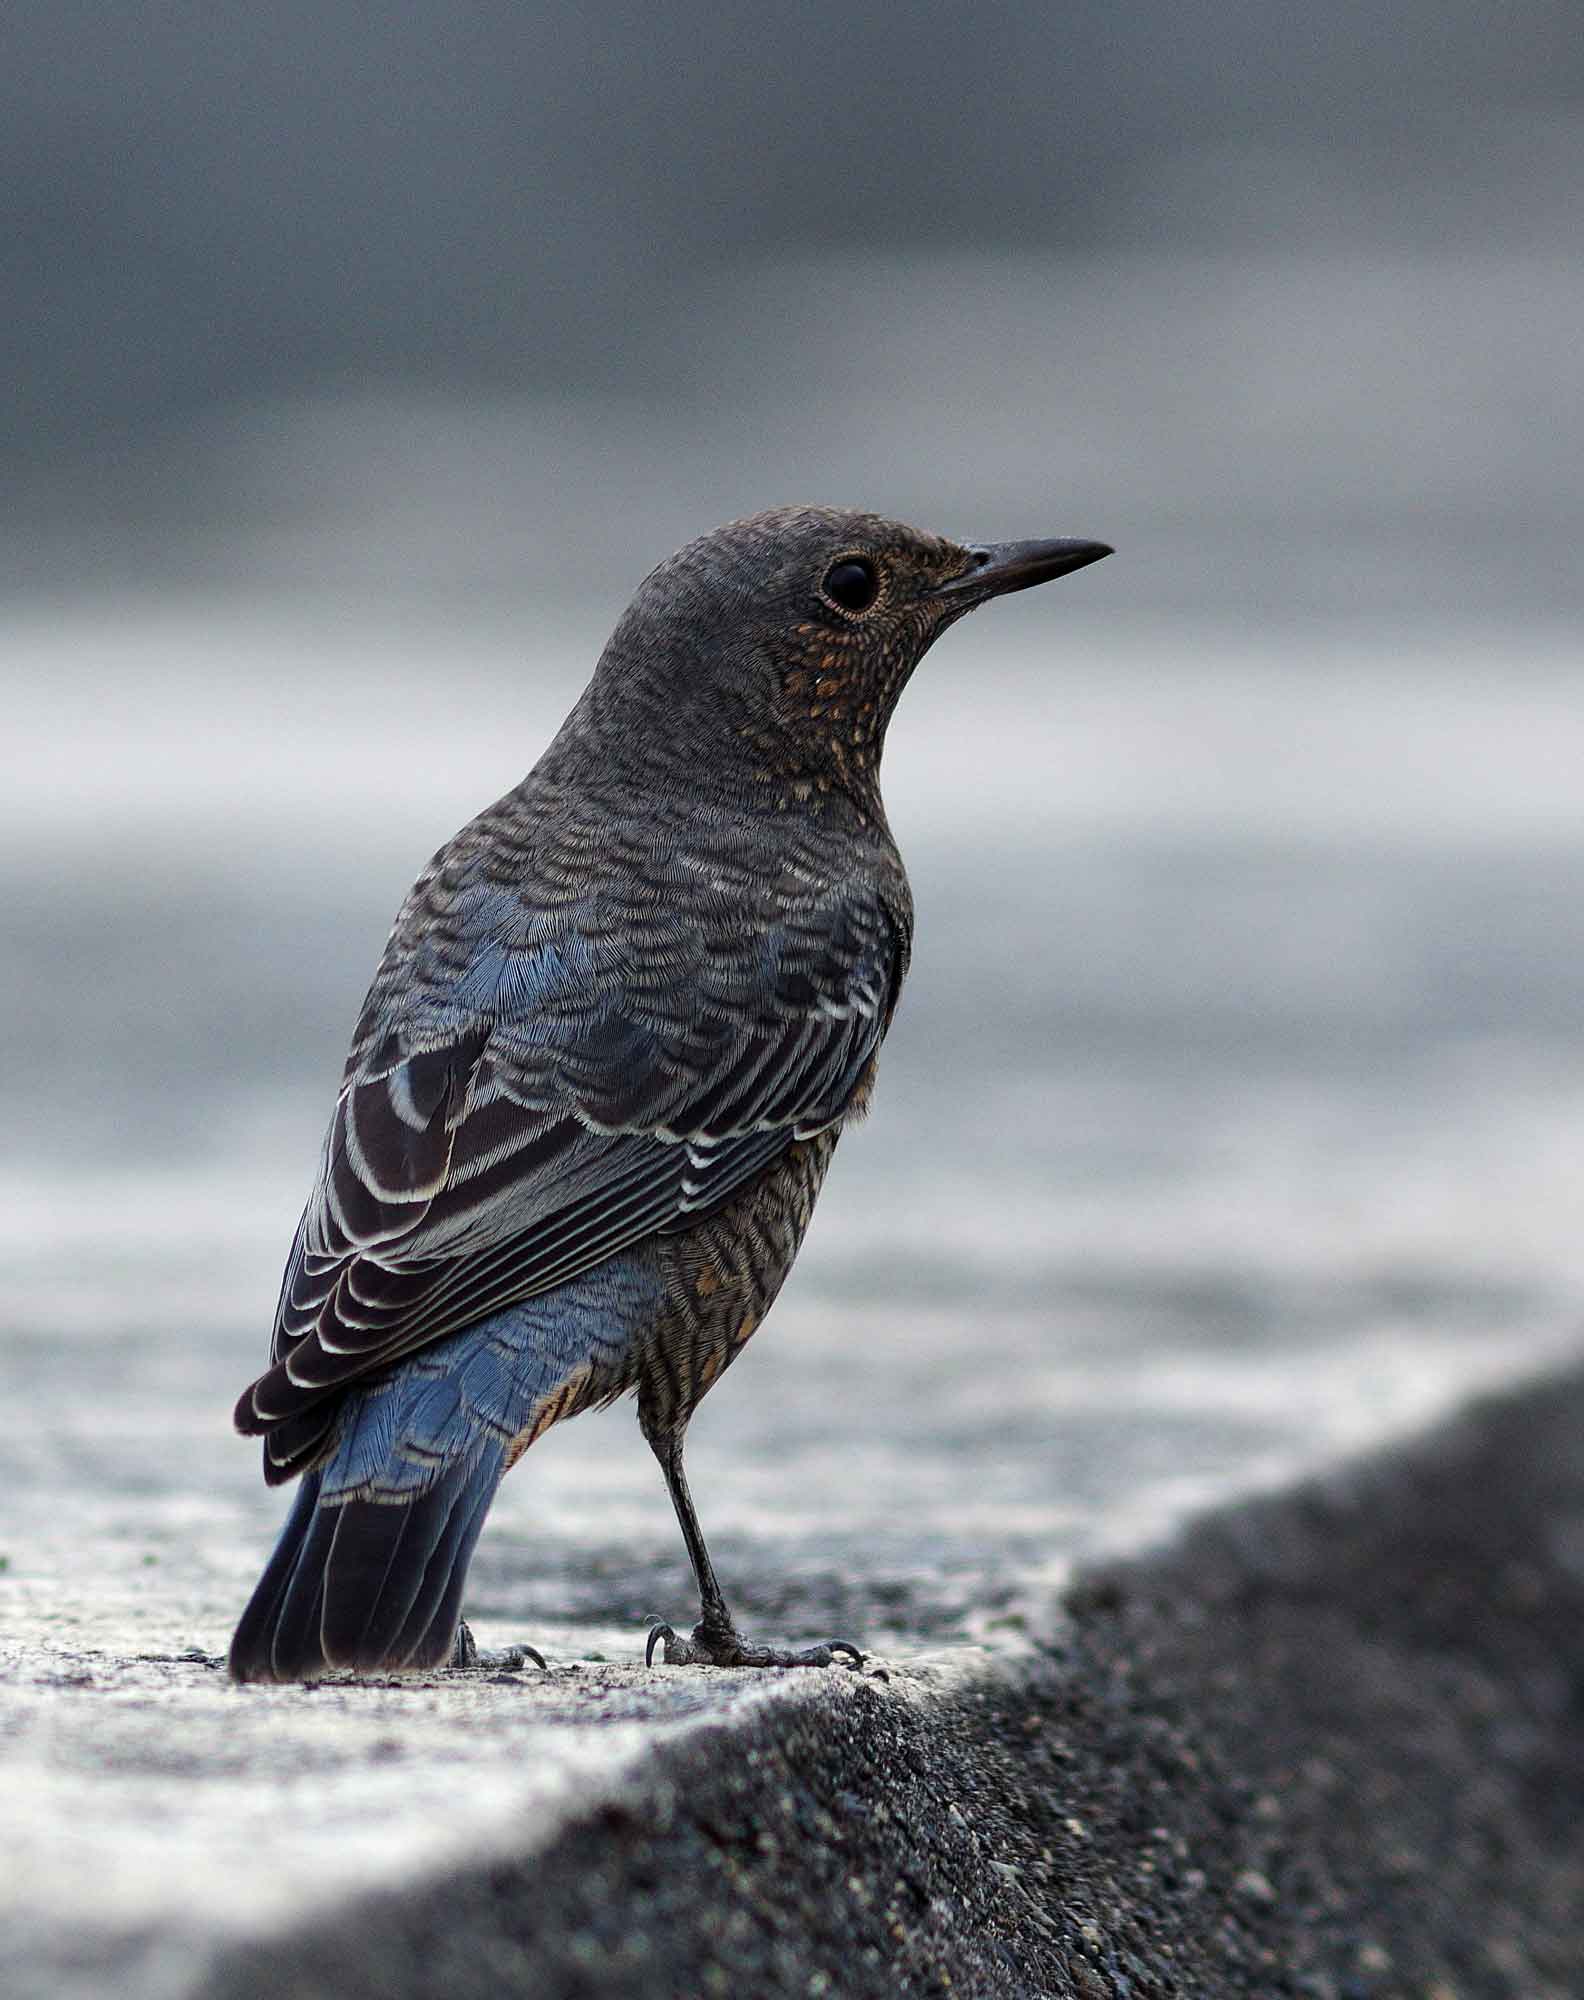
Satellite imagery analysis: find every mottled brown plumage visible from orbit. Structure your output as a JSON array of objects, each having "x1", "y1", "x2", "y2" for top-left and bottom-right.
[{"x1": 228, "y1": 507, "x2": 1109, "y2": 1682}]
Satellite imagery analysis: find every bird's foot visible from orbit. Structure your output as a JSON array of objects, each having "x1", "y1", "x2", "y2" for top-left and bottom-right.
[
  {"x1": 450, "y1": 1618, "x2": 547, "y2": 1673},
  {"x1": 644, "y1": 1619, "x2": 863, "y2": 1670}
]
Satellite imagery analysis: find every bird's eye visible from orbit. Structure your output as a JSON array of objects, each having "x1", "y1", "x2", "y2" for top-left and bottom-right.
[{"x1": 822, "y1": 557, "x2": 879, "y2": 613}]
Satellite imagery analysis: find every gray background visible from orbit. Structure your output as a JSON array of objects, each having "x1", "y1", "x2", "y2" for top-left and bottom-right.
[
  {"x1": 4, "y1": 0, "x2": 1583, "y2": 1636},
  {"x1": 4, "y1": 17, "x2": 1584, "y2": 1978}
]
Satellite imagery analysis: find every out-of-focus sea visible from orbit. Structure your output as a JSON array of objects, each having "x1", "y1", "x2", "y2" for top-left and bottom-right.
[{"x1": 3, "y1": 587, "x2": 1582, "y2": 1649}]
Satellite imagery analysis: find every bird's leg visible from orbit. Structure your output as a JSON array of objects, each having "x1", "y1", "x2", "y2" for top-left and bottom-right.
[
  {"x1": 655, "y1": 1431, "x2": 735, "y2": 1646},
  {"x1": 643, "y1": 1429, "x2": 862, "y2": 1670}
]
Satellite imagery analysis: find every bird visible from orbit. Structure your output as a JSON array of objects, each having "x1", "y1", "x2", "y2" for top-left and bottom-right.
[{"x1": 228, "y1": 506, "x2": 1111, "y2": 1682}]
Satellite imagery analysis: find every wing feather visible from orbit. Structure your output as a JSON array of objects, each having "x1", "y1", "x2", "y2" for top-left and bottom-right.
[{"x1": 236, "y1": 867, "x2": 907, "y2": 1449}]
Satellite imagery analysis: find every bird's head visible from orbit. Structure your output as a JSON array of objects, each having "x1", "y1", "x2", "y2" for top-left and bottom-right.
[{"x1": 585, "y1": 505, "x2": 1111, "y2": 813}]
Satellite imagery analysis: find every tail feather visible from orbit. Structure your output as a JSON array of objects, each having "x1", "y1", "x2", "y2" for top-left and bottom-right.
[
  {"x1": 312, "y1": 1486, "x2": 432, "y2": 1670},
  {"x1": 386, "y1": 1465, "x2": 499, "y2": 1670},
  {"x1": 228, "y1": 1451, "x2": 503, "y2": 1683},
  {"x1": 269, "y1": 1554, "x2": 330, "y2": 1683},
  {"x1": 228, "y1": 1470, "x2": 327, "y2": 1680},
  {"x1": 317, "y1": 1452, "x2": 496, "y2": 1671},
  {"x1": 230, "y1": 1283, "x2": 644, "y2": 1683}
]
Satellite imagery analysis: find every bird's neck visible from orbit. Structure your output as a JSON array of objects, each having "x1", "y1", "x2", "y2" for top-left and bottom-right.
[{"x1": 547, "y1": 624, "x2": 893, "y2": 832}]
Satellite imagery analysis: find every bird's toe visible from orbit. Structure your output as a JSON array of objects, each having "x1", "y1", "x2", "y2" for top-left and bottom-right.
[
  {"x1": 643, "y1": 1618, "x2": 863, "y2": 1670},
  {"x1": 449, "y1": 1619, "x2": 547, "y2": 1672}
]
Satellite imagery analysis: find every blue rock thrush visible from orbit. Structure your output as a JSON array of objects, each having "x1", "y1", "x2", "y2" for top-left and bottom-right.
[{"x1": 229, "y1": 507, "x2": 1110, "y2": 1682}]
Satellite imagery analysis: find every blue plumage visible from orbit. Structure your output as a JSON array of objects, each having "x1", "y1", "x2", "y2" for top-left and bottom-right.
[
  {"x1": 234, "y1": 1257, "x2": 664, "y2": 1678},
  {"x1": 228, "y1": 506, "x2": 1109, "y2": 1680}
]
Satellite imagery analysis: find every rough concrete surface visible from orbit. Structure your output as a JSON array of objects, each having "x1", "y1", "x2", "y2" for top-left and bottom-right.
[
  {"x1": 200, "y1": 1370, "x2": 1584, "y2": 2000},
  {"x1": 11, "y1": 635, "x2": 1584, "y2": 1995},
  {"x1": 6, "y1": 1367, "x2": 1581, "y2": 2000}
]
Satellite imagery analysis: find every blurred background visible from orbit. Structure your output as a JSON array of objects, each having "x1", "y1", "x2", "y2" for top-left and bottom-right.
[{"x1": 4, "y1": 1, "x2": 1583, "y2": 1638}]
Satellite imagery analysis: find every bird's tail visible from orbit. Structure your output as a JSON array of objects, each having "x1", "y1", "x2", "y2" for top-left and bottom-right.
[
  {"x1": 228, "y1": 1445, "x2": 504, "y2": 1683},
  {"x1": 229, "y1": 1281, "x2": 638, "y2": 1683}
]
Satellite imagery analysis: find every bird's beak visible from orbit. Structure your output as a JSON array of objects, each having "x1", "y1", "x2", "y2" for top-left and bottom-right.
[{"x1": 932, "y1": 537, "x2": 1113, "y2": 599}]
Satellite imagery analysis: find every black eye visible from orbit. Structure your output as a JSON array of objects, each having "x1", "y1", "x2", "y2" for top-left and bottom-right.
[{"x1": 822, "y1": 557, "x2": 879, "y2": 613}]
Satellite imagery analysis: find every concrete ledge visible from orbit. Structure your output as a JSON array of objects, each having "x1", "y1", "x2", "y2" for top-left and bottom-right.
[{"x1": 199, "y1": 1367, "x2": 1584, "y2": 2000}]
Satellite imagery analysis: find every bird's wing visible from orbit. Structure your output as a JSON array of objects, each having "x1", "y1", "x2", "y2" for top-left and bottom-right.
[{"x1": 236, "y1": 870, "x2": 906, "y2": 1455}]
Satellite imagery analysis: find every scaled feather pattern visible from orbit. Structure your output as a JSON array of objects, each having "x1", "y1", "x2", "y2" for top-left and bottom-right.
[
  {"x1": 227, "y1": 504, "x2": 1108, "y2": 1678},
  {"x1": 237, "y1": 813, "x2": 907, "y2": 1476}
]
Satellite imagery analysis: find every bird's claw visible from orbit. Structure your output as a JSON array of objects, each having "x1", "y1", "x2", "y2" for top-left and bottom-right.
[
  {"x1": 644, "y1": 1619, "x2": 864, "y2": 1670},
  {"x1": 481, "y1": 1643, "x2": 548, "y2": 1672},
  {"x1": 450, "y1": 1620, "x2": 547, "y2": 1672}
]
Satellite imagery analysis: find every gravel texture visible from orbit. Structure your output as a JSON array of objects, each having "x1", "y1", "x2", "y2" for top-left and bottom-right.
[{"x1": 199, "y1": 1368, "x2": 1584, "y2": 2000}]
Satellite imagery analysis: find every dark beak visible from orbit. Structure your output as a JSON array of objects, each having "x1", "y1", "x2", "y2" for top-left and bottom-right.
[{"x1": 932, "y1": 536, "x2": 1113, "y2": 599}]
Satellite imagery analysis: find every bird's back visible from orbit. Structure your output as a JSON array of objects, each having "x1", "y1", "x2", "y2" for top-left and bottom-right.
[{"x1": 236, "y1": 754, "x2": 913, "y2": 1481}]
